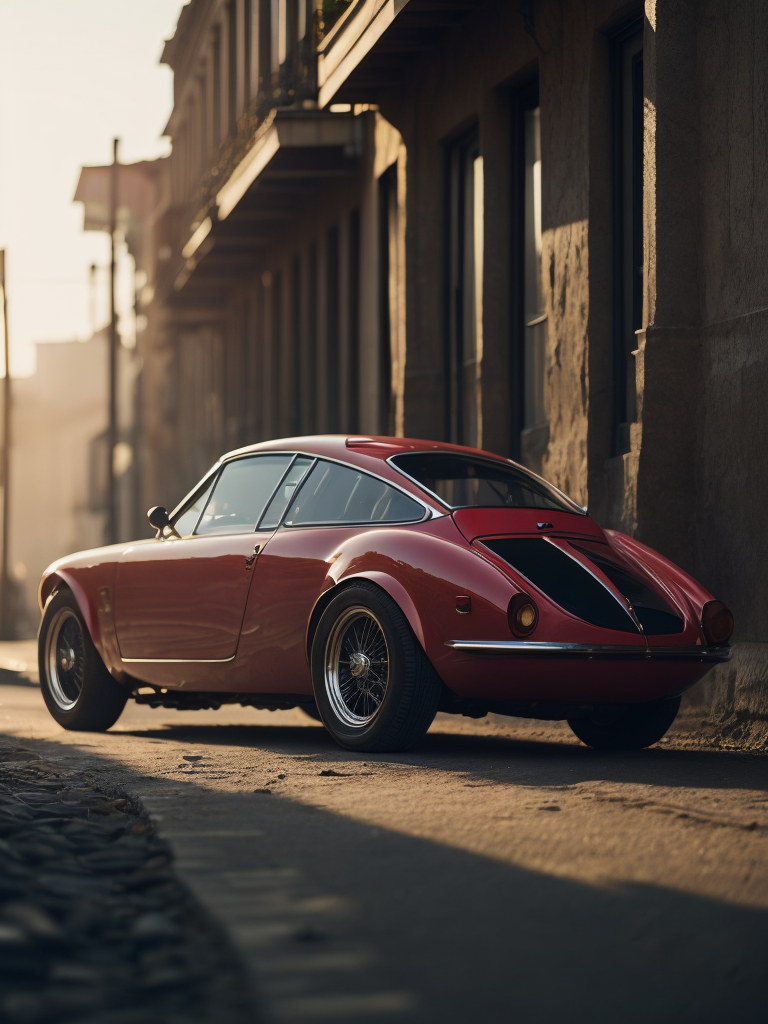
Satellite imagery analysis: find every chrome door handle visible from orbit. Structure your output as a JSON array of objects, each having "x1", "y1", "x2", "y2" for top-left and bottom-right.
[{"x1": 245, "y1": 544, "x2": 261, "y2": 570}]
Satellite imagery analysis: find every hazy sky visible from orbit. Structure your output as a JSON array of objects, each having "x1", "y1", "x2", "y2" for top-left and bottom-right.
[{"x1": 0, "y1": 0, "x2": 185, "y2": 376}]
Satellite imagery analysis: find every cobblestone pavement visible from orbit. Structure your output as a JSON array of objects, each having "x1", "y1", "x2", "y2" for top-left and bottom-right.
[
  {"x1": 1, "y1": 655, "x2": 767, "y2": 1024},
  {"x1": 0, "y1": 743, "x2": 257, "y2": 1024}
]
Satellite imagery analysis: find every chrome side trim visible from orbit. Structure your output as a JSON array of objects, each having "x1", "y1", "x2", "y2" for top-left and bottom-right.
[
  {"x1": 121, "y1": 655, "x2": 237, "y2": 664},
  {"x1": 445, "y1": 640, "x2": 731, "y2": 661}
]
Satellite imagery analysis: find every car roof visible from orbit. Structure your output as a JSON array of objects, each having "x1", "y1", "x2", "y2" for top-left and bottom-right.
[{"x1": 220, "y1": 434, "x2": 506, "y2": 465}]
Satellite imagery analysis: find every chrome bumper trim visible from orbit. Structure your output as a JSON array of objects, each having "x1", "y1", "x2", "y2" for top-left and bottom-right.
[{"x1": 445, "y1": 640, "x2": 731, "y2": 661}]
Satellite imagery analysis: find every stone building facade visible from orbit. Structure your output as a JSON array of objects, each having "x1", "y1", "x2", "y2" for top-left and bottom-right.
[{"x1": 132, "y1": 0, "x2": 768, "y2": 742}]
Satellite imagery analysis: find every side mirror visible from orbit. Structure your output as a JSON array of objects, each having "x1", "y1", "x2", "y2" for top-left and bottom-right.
[{"x1": 147, "y1": 506, "x2": 170, "y2": 532}]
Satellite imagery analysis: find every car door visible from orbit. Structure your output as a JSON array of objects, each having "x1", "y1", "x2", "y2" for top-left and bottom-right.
[
  {"x1": 237, "y1": 458, "x2": 427, "y2": 693},
  {"x1": 114, "y1": 454, "x2": 295, "y2": 662}
]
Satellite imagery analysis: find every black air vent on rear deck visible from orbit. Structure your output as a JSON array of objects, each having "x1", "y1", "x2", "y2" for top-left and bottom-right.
[
  {"x1": 569, "y1": 543, "x2": 684, "y2": 635},
  {"x1": 482, "y1": 538, "x2": 639, "y2": 633}
]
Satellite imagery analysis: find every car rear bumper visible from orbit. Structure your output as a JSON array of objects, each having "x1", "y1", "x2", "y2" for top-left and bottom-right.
[{"x1": 444, "y1": 640, "x2": 731, "y2": 662}]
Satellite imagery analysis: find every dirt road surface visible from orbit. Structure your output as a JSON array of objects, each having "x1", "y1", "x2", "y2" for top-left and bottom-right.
[{"x1": 1, "y1": 664, "x2": 766, "y2": 1024}]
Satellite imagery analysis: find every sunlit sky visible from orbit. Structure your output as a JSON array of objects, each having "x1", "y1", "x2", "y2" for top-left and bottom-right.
[{"x1": 0, "y1": 0, "x2": 185, "y2": 376}]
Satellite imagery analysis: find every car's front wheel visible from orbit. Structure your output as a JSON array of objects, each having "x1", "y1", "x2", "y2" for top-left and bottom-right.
[
  {"x1": 311, "y1": 582, "x2": 442, "y2": 752},
  {"x1": 39, "y1": 589, "x2": 128, "y2": 731},
  {"x1": 567, "y1": 696, "x2": 681, "y2": 750}
]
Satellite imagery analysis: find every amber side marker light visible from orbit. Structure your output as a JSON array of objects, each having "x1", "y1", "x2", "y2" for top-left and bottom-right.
[
  {"x1": 701, "y1": 601, "x2": 733, "y2": 646},
  {"x1": 508, "y1": 594, "x2": 539, "y2": 637}
]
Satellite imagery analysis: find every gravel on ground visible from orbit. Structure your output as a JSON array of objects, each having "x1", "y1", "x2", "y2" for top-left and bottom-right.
[{"x1": 0, "y1": 743, "x2": 259, "y2": 1024}]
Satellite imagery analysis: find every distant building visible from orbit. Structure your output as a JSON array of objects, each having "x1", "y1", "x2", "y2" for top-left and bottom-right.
[{"x1": 117, "y1": 0, "x2": 767, "y2": 742}]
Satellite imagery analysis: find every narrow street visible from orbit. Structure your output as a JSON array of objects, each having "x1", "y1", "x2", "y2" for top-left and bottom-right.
[{"x1": 1, "y1": 652, "x2": 766, "y2": 1024}]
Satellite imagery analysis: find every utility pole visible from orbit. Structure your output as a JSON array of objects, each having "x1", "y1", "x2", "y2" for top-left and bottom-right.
[
  {"x1": 0, "y1": 251, "x2": 11, "y2": 639},
  {"x1": 107, "y1": 138, "x2": 119, "y2": 545}
]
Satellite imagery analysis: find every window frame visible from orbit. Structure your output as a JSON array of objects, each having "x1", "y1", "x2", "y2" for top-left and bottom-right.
[
  {"x1": 510, "y1": 76, "x2": 546, "y2": 466},
  {"x1": 609, "y1": 12, "x2": 644, "y2": 455},
  {"x1": 444, "y1": 124, "x2": 482, "y2": 448}
]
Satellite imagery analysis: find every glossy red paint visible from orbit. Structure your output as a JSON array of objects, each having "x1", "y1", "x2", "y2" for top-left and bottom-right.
[
  {"x1": 115, "y1": 531, "x2": 270, "y2": 661},
  {"x1": 37, "y1": 435, "x2": 730, "y2": 708}
]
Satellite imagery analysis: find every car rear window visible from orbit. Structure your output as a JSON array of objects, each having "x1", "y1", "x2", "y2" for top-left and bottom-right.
[{"x1": 391, "y1": 452, "x2": 582, "y2": 513}]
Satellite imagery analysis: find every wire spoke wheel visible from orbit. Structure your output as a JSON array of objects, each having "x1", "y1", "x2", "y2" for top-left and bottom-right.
[
  {"x1": 325, "y1": 606, "x2": 390, "y2": 728},
  {"x1": 45, "y1": 608, "x2": 86, "y2": 712}
]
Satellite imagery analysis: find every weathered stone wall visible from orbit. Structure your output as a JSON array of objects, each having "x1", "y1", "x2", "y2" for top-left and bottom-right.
[{"x1": 687, "y1": 0, "x2": 768, "y2": 742}]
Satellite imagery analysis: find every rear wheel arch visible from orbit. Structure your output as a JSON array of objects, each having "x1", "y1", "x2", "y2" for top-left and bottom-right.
[{"x1": 306, "y1": 573, "x2": 427, "y2": 665}]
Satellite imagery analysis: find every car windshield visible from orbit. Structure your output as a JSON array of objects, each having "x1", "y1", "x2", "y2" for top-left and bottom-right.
[{"x1": 391, "y1": 452, "x2": 584, "y2": 513}]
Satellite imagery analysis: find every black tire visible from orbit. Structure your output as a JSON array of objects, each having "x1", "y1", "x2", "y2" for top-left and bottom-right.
[
  {"x1": 311, "y1": 581, "x2": 442, "y2": 752},
  {"x1": 567, "y1": 696, "x2": 681, "y2": 750},
  {"x1": 38, "y1": 589, "x2": 128, "y2": 731}
]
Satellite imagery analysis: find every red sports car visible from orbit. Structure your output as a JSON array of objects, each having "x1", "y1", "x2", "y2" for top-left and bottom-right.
[{"x1": 37, "y1": 435, "x2": 732, "y2": 751}]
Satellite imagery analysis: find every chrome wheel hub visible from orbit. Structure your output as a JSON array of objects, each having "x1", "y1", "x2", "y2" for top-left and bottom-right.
[
  {"x1": 349, "y1": 652, "x2": 371, "y2": 679},
  {"x1": 325, "y1": 607, "x2": 389, "y2": 728},
  {"x1": 60, "y1": 648, "x2": 76, "y2": 673}
]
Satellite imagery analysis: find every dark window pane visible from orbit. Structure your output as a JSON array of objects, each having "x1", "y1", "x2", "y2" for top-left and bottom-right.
[
  {"x1": 392, "y1": 452, "x2": 581, "y2": 514},
  {"x1": 196, "y1": 455, "x2": 293, "y2": 535},
  {"x1": 285, "y1": 461, "x2": 423, "y2": 526},
  {"x1": 570, "y1": 541, "x2": 683, "y2": 635},
  {"x1": 483, "y1": 538, "x2": 638, "y2": 633}
]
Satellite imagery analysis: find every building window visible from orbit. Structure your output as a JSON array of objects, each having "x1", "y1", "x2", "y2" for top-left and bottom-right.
[
  {"x1": 447, "y1": 129, "x2": 483, "y2": 448},
  {"x1": 326, "y1": 226, "x2": 340, "y2": 432},
  {"x1": 521, "y1": 99, "x2": 547, "y2": 469},
  {"x1": 348, "y1": 209, "x2": 361, "y2": 433},
  {"x1": 271, "y1": 0, "x2": 287, "y2": 77},
  {"x1": 212, "y1": 27, "x2": 221, "y2": 146},
  {"x1": 612, "y1": 17, "x2": 644, "y2": 454},
  {"x1": 244, "y1": 0, "x2": 252, "y2": 102},
  {"x1": 304, "y1": 243, "x2": 318, "y2": 433},
  {"x1": 290, "y1": 255, "x2": 302, "y2": 436},
  {"x1": 378, "y1": 165, "x2": 397, "y2": 435},
  {"x1": 227, "y1": 1, "x2": 237, "y2": 135},
  {"x1": 271, "y1": 270, "x2": 282, "y2": 436}
]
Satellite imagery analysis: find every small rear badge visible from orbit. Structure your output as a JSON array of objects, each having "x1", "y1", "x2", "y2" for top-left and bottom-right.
[{"x1": 99, "y1": 587, "x2": 111, "y2": 613}]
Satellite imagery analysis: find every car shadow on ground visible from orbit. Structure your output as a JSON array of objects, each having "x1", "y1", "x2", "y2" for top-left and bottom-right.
[
  {"x1": 117, "y1": 718, "x2": 768, "y2": 794},
  {"x1": 2, "y1": 726, "x2": 767, "y2": 1024}
]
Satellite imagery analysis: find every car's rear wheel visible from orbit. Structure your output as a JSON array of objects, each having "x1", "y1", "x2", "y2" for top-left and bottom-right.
[
  {"x1": 39, "y1": 589, "x2": 128, "y2": 731},
  {"x1": 567, "y1": 696, "x2": 681, "y2": 750},
  {"x1": 311, "y1": 582, "x2": 441, "y2": 752}
]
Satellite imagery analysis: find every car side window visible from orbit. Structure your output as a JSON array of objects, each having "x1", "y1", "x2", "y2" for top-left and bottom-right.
[
  {"x1": 172, "y1": 476, "x2": 217, "y2": 537},
  {"x1": 284, "y1": 460, "x2": 424, "y2": 526},
  {"x1": 259, "y1": 457, "x2": 314, "y2": 529},
  {"x1": 195, "y1": 455, "x2": 293, "y2": 536}
]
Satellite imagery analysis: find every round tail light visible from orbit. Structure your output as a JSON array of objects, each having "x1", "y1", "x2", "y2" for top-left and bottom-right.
[
  {"x1": 701, "y1": 600, "x2": 733, "y2": 645},
  {"x1": 508, "y1": 594, "x2": 539, "y2": 637}
]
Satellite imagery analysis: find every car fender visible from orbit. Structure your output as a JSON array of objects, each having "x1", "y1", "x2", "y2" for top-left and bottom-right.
[
  {"x1": 344, "y1": 570, "x2": 426, "y2": 649},
  {"x1": 38, "y1": 562, "x2": 125, "y2": 676},
  {"x1": 39, "y1": 569, "x2": 102, "y2": 650},
  {"x1": 305, "y1": 569, "x2": 426, "y2": 663}
]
